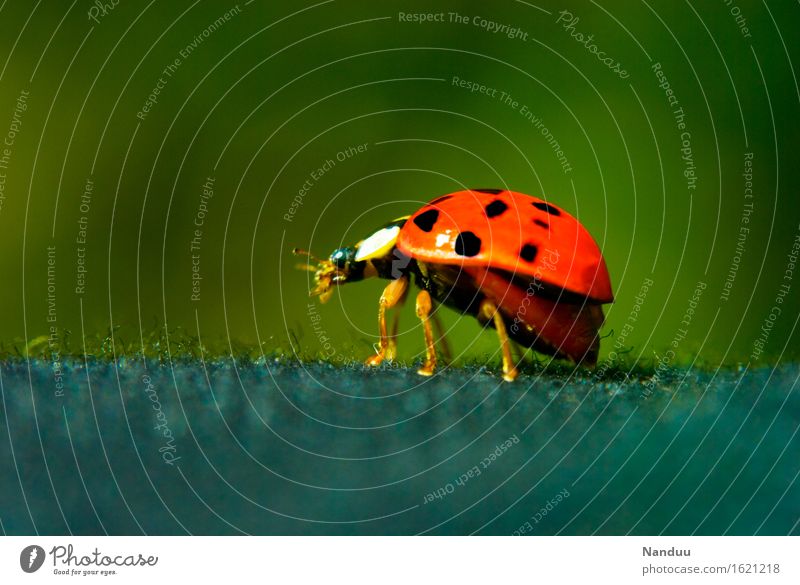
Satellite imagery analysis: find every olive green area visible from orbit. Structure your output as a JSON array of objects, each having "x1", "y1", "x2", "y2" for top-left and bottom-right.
[
  {"x1": 0, "y1": 1, "x2": 797, "y2": 367},
  {"x1": 2, "y1": 360, "x2": 797, "y2": 535}
]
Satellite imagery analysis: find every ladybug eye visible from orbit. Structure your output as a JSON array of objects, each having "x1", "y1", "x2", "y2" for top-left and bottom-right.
[{"x1": 330, "y1": 249, "x2": 349, "y2": 269}]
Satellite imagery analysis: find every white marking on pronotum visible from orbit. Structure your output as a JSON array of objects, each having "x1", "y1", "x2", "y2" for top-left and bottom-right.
[{"x1": 354, "y1": 225, "x2": 401, "y2": 261}]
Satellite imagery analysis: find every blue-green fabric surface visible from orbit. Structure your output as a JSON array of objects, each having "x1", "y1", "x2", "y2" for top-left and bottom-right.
[{"x1": 2, "y1": 361, "x2": 797, "y2": 535}]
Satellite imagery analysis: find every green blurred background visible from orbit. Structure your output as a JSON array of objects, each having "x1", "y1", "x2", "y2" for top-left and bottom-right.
[{"x1": 0, "y1": 0, "x2": 797, "y2": 367}]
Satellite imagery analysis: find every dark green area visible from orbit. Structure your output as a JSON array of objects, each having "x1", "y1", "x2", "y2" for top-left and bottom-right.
[
  {"x1": 0, "y1": 1, "x2": 796, "y2": 366},
  {"x1": 2, "y1": 360, "x2": 797, "y2": 535}
]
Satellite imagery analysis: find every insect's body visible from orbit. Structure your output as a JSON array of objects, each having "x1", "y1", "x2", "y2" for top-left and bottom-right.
[{"x1": 297, "y1": 189, "x2": 613, "y2": 381}]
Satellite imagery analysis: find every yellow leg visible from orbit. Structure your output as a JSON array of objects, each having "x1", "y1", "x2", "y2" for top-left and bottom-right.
[
  {"x1": 479, "y1": 299, "x2": 518, "y2": 382},
  {"x1": 365, "y1": 276, "x2": 408, "y2": 367},
  {"x1": 416, "y1": 290, "x2": 437, "y2": 377},
  {"x1": 386, "y1": 302, "x2": 404, "y2": 361}
]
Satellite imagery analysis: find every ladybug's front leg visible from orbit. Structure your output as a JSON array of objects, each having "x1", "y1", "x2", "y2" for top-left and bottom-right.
[
  {"x1": 478, "y1": 299, "x2": 519, "y2": 382},
  {"x1": 415, "y1": 290, "x2": 437, "y2": 377},
  {"x1": 365, "y1": 275, "x2": 409, "y2": 367}
]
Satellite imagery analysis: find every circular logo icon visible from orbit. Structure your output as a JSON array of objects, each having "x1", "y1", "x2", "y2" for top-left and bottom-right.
[{"x1": 20, "y1": 545, "x2": 45, "y2": 573}]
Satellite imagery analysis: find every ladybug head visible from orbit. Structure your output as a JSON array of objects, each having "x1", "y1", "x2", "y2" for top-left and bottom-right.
[
  {"x1": 294, "y1": 217, "x2": 409, "y2": 302},
  {"x1": 293, "y1": 246, "x2": 368, "y2": 303},
  {"x1": 330, "y1": 246, "x2": 357, "y2": 271}
]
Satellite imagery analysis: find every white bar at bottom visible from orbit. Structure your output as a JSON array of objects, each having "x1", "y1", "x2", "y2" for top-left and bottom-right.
[{"x1": 0, "y1": 536, "x2": 795, "y2": 583}]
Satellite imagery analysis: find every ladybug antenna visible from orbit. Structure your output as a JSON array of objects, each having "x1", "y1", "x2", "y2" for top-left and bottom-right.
[{"x1": 293, "y1": 248, "x2": 325, "y2": 265}]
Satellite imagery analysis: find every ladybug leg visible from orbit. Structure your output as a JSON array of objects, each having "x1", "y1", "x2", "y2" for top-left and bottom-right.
[
  {"x1": 386, "y1": 298, "x2": 406, "y2": 361},
  {"x1": 479, "y1": 299, "x2": 518, "y2": 382},
  {"x1": 415, "y1": 290, "x2": 437, "y2": 377},
  {"x1": 365, "y1": 276, "x2": 409, "y2": 367}
]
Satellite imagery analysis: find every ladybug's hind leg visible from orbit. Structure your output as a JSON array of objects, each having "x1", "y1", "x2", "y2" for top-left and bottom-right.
[
  {"x1": 479, "y1": 299, "x2": 518, "y2": 382},
  {"x1": 365, "y1": 276, "x2": 409, "y2": 367}
]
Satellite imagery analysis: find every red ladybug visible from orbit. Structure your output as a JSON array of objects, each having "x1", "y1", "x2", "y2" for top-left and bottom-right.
[{"x1": 296, "y1": 189, "x2": 613, "y2": 381}]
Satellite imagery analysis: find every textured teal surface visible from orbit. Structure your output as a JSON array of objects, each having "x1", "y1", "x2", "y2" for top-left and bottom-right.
[{"x1": 1, "y1": 360, "x2": 798, "y2": 535}]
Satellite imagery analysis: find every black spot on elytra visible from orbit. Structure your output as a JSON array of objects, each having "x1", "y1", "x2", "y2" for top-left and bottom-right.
[
  {"x1": 533, "y1": 218, "x2": 549, "y2": 229},
  {"x1": 520, "y1": 243, "x2": 538, "y2": 263},
  {"x1": 454, "y1": 231, "x2": 482, "y2": 257},
  {"x1": 532, "y1": 201, "x2": 561, "y2": 216},
  {"x1": 412, "y1": 208, "x2": 439, "y2": 232},
  {"x1": 485, "y1": 199, "x2": 508, "y2": 218},
  {"x1": 428, "y1": 195, "x2": 452, "y2": 205},
  {"x1": 473, "y1": 188, "x2": 503, "y2": 194}
]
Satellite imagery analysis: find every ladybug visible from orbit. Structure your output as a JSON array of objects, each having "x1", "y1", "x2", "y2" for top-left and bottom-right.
[{"x1": 296, "y1": 189, "x2": 613, "y2": 381}]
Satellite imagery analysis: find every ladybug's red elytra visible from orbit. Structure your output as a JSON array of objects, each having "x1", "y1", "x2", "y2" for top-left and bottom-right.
[{"x1": 296, "y1": 189, "x2": 613, "y2": 381}]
